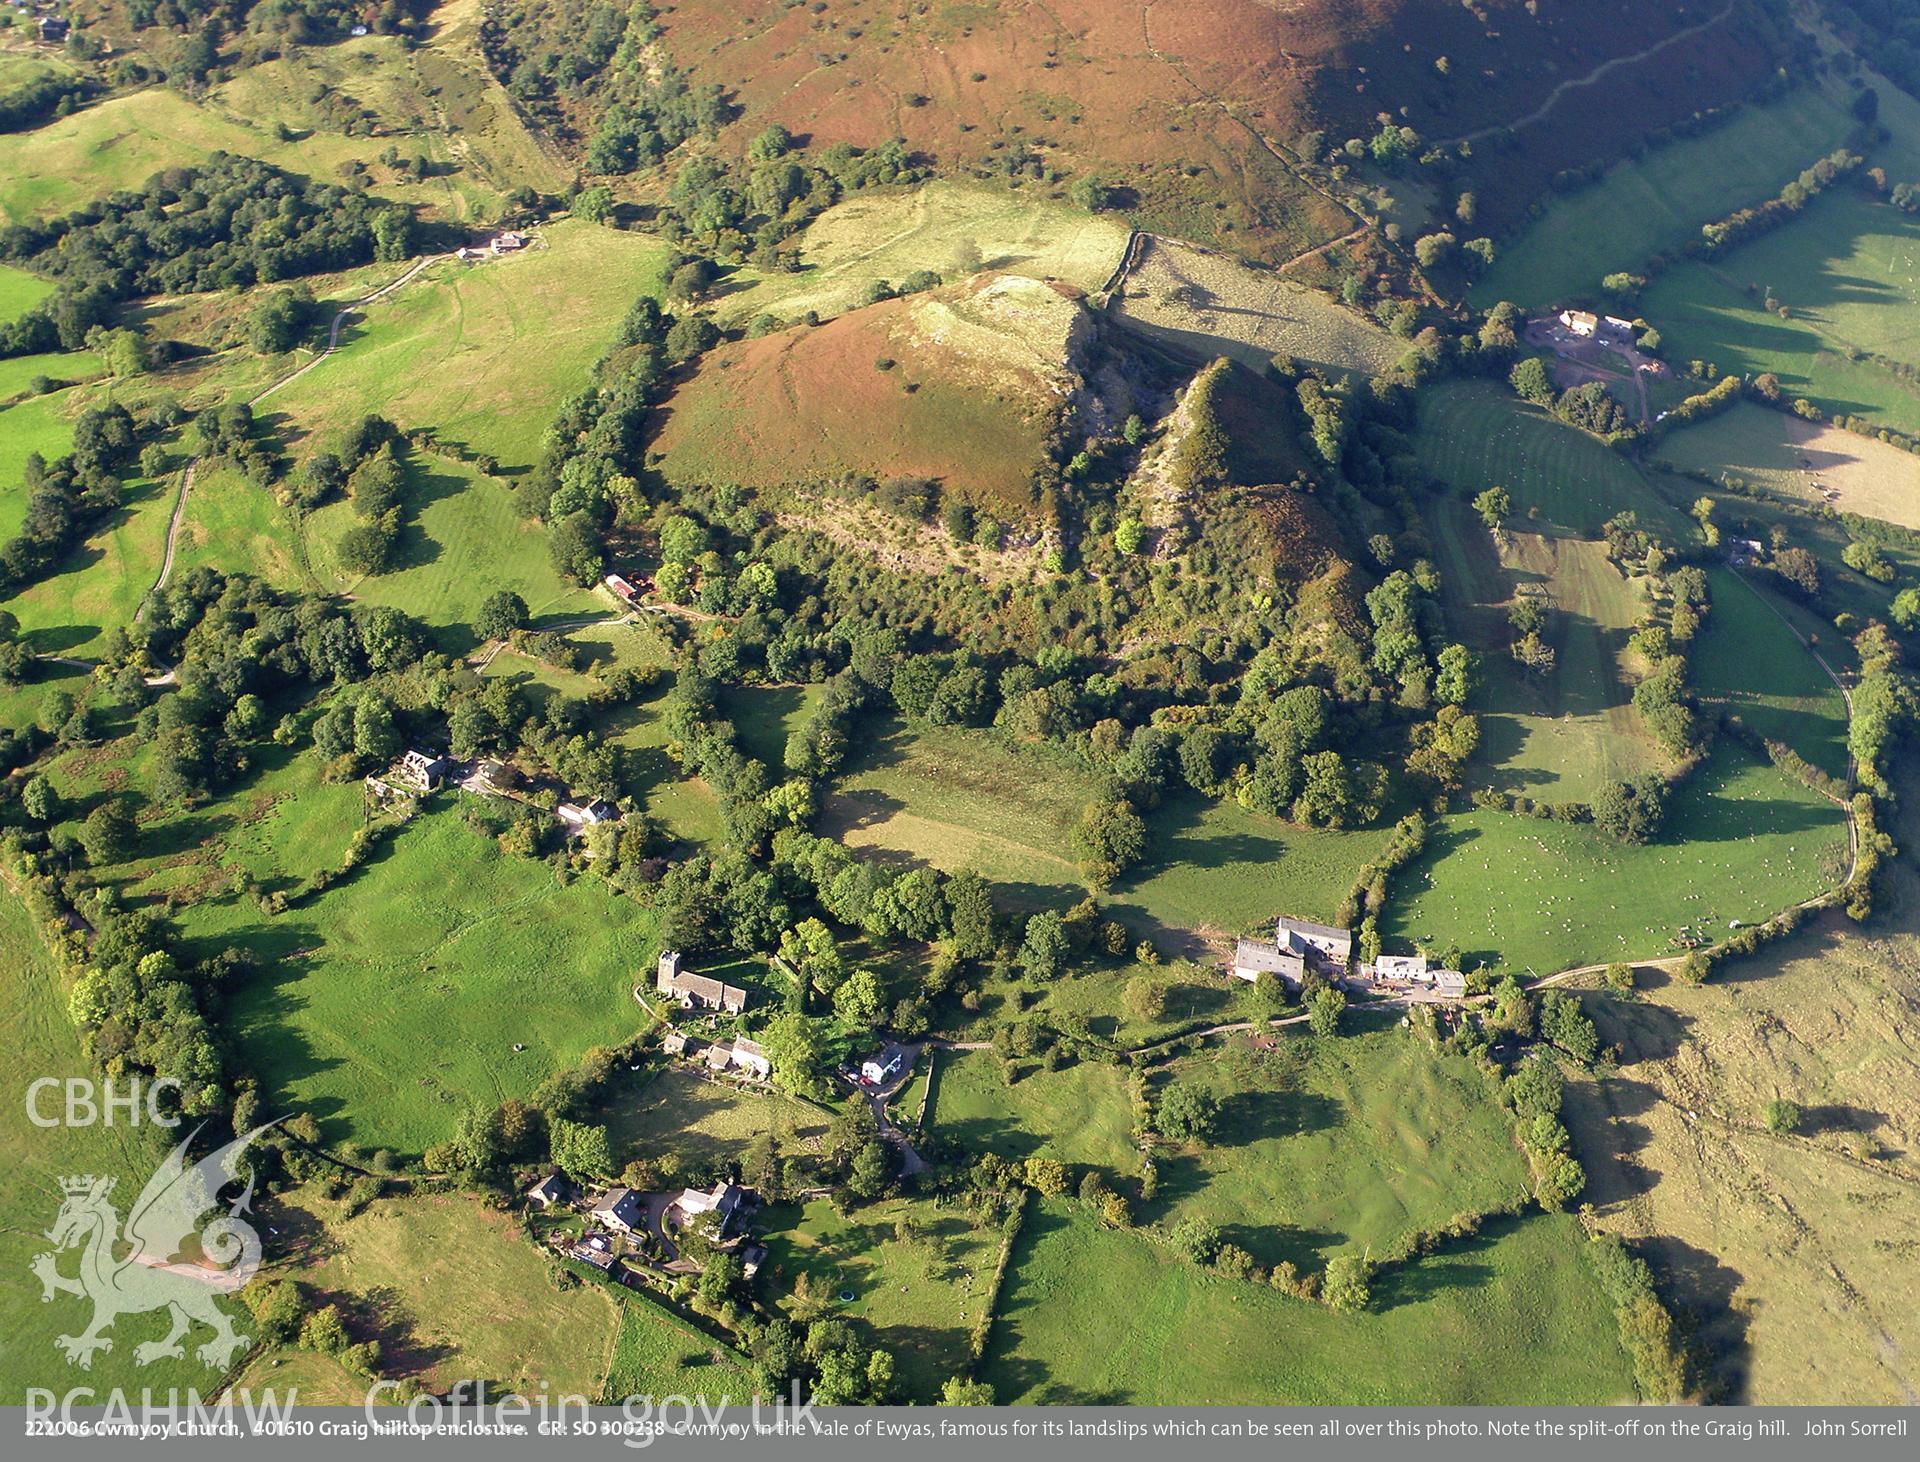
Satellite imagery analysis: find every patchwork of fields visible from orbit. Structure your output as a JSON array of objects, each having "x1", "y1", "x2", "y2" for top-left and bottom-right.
[
  {"x1": 1428, "y1": 500, "x2": 1669, "y2": 804},
  {"x1": 1470, "y1": 86, "x2": 1859, "y2": 309},
  {"x1": 4, "y1": 2, "x2": 1917, "y2": 1413},
  {"x1": 1654, "y1": 401, "x2": 1920, "y2": 530}
]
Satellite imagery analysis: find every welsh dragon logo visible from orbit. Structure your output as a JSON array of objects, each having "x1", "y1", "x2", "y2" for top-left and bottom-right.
[{"x1": 32, "y1": 1121, "x2": 278, "y2": 1369}]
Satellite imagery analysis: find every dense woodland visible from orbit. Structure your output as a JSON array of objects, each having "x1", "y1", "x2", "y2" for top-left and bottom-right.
[{"x1": 0, "y1": 153, "x2": 414, "y2": 300}]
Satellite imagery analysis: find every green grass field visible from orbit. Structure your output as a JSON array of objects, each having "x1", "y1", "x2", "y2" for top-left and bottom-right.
[
  {"x1": 1416, "y1": 379, "x2": 1686, "y2": 537},
  {"x1": 597, "y1": 1063, "x2": 829, "y2": 1174},
  {"x1": 1704, "y1": 190, "x2": 1920, "y2": 366},
  {"x1": 760, "y1": 1195, "x2": 1002, "y2": 1402},
  {"x1": 1652, "y1": 400, "x2": 1920, "y2": 530},
  {"x1": 1427, "y1": 494, "x2": 1669, "y2": 802},
  {"x1": 823, "y1": 722, "x2": 1388, "y2": 949},
  {"x1": 924, "y1": 1049, "x2": 1138, "y2": 1174},
  {"x1": 233, "y1": 1347, "x2": 381, "y2": 1405},
  {"x1": 0, "y1": 262, "x2": 52, "y2": 322},
  {"x1": 602, "y1": 1287, "x2": 756, "y2": 1403},
  {"x1": 1470, "y1": 86, "x2": 1858, "y2": 308},
  {"x1": 819, "y1": 719, "x2": 1099, "y2": 907},
  {"x1": 975, "y1": 957, "x2": 1273, "y2": 1049},
  {"x1": 1, "y1": 466, "x2": 174, "y2": 656},
  {"x1": 1639, "y1": 191, "x2": 1920, "y2": 438},
  {"x1": 0, "y1": 894, "x2": 243, "y2": 1403},
  {"x1": 1694, "y1": 567, "x2": 1850, "y2": 779},
  {"x1": 1148, "y1": 1021, "x2": 1531, "y2": 1273},
  {"x1": 168, "y1": 459, "x2": 314, "y2": 594},
  {"x1": 216, "y1": 809, "x2": 658, "y2": 1155},
  {"x1": 265, "y1": 223, "x2": 672, "y2": 474},
  {"x1": 276, "y1": 1188, "x2": 616, "y2": 1397},
  {"x1": 0, "y1": 82, "x2": 459, "y2": 225},
  {"x1": 1384, "y1": 744, "x2": 1847, "y2": 974},
  {"x1": 301, "y1": 453, "x2": 596, "y2": 650},
  {"x1": 1105, "y1": 794, "x2": 1391, "y2": 955},
  {"x1": 0, "y1": 392, "x2": 82, "y2": 535},
  {"x1": 0, "y1": 348, "x2": 105, "y2": 403},
  {"x1": 983, "y1": 1201, "x2": 1636, "y2": 1404}
]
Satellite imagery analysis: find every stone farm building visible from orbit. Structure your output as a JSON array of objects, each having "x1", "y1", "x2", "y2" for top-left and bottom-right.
[
  {"x1": 1367, "y1": 952, "x2": 1467, "y2": 998},
  {"x1": 655, "y1": 951, "x2": 748, "y2": 1014},
  {"x1": 704, "y1": 1034, "x2": 771, "y2": 1081},
  {"x1": 1276, "y1": 916, "x2": 1354, "y2": 971},
  {"x1": 1559, "y1": 309, "x2": 1598, "y2": 337},
  {"x1": 557, "y1": 798, "x2": 619, "y2": 829},
  {"x1": 859, "y1": 1043, "x2": 910, "y2": 1084},
  {"x1": 396, "y1": 749, "x2": 451, "y2": 792},
  {"x1": 1230, "y1": 937, "x2": 1305, "y2": 986},
  {"x1": 1373, "y1": 953, "x2": 1428, "y2": 982}
]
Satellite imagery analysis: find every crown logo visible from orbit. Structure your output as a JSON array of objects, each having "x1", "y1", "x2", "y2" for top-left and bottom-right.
[{"x1": 60, "y1": 1175, "x2": 112, "y2": 1196}]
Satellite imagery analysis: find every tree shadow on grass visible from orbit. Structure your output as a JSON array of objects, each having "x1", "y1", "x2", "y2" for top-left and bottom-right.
[
  {"x1": 335, "y1": 1282, "x2": 463, "y2": 1384},
  {"x1": 1217, "y1": 1087, "x2": 1342, "y2": 1145},
  {"x1": 1368, "y1": 1215, "x2": 1515, "y2": 1312},
  {"x1": 1639, "y1": 1235, "x2": 1751, "y2": 1401},
  {"x1": 1218, "y1": 1219, "x2": 1347, "y2": 1276}
]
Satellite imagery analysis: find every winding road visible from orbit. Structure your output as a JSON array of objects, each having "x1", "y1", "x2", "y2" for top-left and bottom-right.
[{"x1": 1440, "y1": 0, "x2": 1741, "y2": 146}]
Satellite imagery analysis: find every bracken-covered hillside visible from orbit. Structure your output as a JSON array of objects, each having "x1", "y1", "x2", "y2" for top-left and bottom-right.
[{"x1": 485, "y1": 0, "x2": 1789, "y2": 256}]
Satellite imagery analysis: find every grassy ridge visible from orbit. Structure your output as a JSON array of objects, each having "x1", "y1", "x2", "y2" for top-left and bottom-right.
[{"x1": 714, "y1": 179, "x2": 1130, "y2": 328}]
